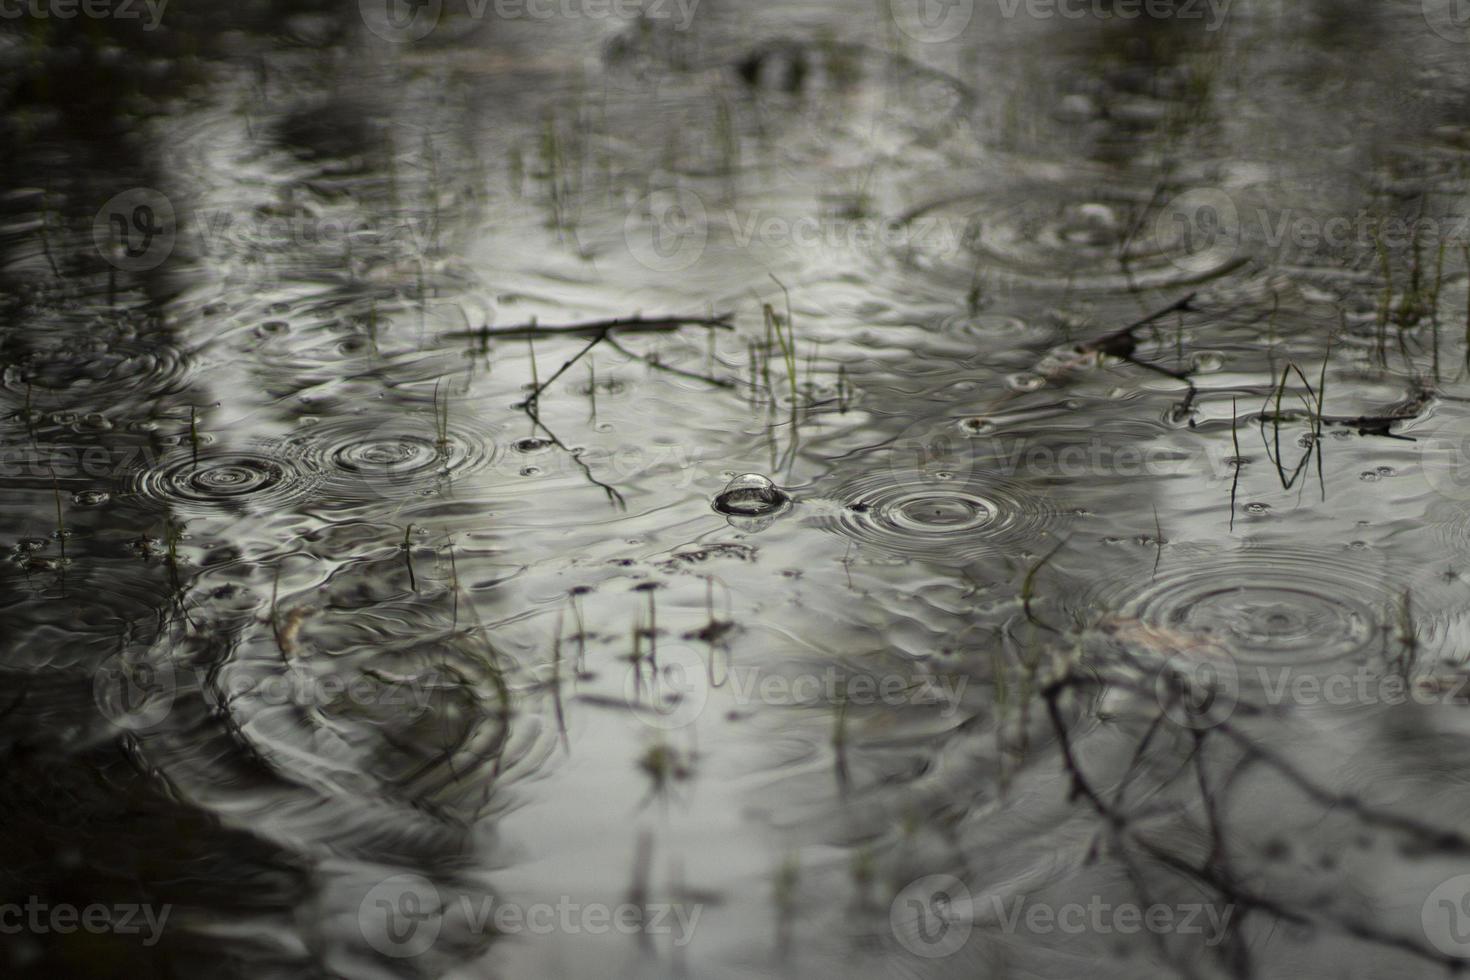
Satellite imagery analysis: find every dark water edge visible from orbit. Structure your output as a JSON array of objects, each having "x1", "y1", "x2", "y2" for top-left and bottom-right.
[{"x1": 8, "y1": 1, "x2": 1470, "y2": 978}]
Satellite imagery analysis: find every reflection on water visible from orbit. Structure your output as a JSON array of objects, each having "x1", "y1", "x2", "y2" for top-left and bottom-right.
[{"x1": 9, "y1": 0, "x2": 1470, "y2": 977}]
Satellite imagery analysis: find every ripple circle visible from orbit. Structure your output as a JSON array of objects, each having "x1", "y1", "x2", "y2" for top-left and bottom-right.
[
  {"x1": 816, "y1": 473, "x2": 1062, "y2": 564},
  {"x1": 134, "y1": 451, "x2": 319, "y2": 512},
  {"x1": 287, "y1": 416, "x2": 499, "y2": 502},
  {"x1": 1082, "y1": 550, "x2": 1449, "y2": 668},
  {"x1": 901, "y1": 183, "x2": 1243, "y2": 293}
]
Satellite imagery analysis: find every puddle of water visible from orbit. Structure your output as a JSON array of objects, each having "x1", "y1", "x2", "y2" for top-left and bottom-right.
[{"x1": 10, "y1": 2, "x2": 1470, "y2": 978}]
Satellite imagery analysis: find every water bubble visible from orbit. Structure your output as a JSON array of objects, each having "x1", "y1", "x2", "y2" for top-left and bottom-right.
[{"x1": 713, "y1": 473, "x2": 791, "y2": 518}]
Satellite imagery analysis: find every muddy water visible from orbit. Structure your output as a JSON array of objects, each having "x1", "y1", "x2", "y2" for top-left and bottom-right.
[{"x1": 8, "y1": 1, "x2": 1470, "y2": 977}]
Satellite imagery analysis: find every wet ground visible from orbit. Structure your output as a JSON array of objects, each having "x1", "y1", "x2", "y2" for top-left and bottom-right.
[{"x1": 8, "y1": 1, "x2": 1470, "y2": 977}]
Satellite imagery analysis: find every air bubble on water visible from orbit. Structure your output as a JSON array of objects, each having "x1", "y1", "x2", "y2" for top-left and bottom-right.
[{"x1": 713, "y1": 473, "x2": 791, "y2": 518}]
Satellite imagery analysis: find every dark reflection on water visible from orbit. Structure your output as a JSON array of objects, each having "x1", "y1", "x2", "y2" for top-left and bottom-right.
[{"x1": 9, "y1": 0, "x2": 1470, "y2": 977}]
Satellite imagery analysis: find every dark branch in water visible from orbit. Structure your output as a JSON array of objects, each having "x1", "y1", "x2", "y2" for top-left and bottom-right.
[
  {"x1": 1041, "y1": 673, "x2": 1470, "y2": 973},
  {"x1": 1317, "y1": 385, "x2": 1431, "y2": 440},
  {"x1": 485, "y1": 314, "x2": 734, "y2": 508},
  {"x1": 1022, "y1": 537, "x2": 1069, "y2": 634},
  {"x1": 1037, "y1": 651, "x2": 1470, "y2": 974},
  {"x1": 604, "y1": 335, "x2": 735, "y2": 389},
  {"x1": 1079, "y1": 292, "x2": 1203, "y2": 417},
  {"x1": 450, "y1": 313, "x2": 734, "y2": 342},
  {"x1": 522, "y1": 401, "x2": 627, "y2": 511},
  {"x1": 1080, "y1": 292, "x2": 1201, "y2": 357}
]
